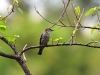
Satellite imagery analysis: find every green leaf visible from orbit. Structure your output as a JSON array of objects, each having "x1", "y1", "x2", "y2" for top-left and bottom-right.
[
  {"x1": 54, "y1": 38, "x2": 59, "y2": 41},
  {"x1": 0, "y1": 21, "x2": 6, "y2": 33},
  {"x1": 17, "y1": 7, "x2": 23, "y2": 16},
  {"x1": 75, "y1": 6, "x2": 80, "y2": 16},
  {"x1": 0, "y1": 21, "x2": 3, "y2": 25},
  {"x1": 0, "y1": 25, "x2": 6, "y2": 33},
  {"x1": 14, "y1": 35, "x2": 20, "y2": 37},
  {"x1": 4, "y1": 34, "x2": 19, "y2": 43},
  {"x1": 85, "y1": 7, "x2": 97, "y2": 16},
  {"x1": 59, "y1": 37, "x2": 63, "y2": 40},
  {"x1": 91, "y1": 25, "x2": 96, "y2": 34},
  {"x1": 4, "y1": 35, "x2": 15, "y2": 43}
]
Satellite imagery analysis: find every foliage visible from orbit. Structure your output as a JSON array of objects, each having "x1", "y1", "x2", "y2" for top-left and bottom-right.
[{"x1": 0, "y1": 0, "x2": 100, "y2": 75}]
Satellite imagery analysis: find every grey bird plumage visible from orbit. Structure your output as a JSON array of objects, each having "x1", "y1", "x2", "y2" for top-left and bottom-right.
[{"x1": 38, "y1": 28, "x2": 53, "y2": 55}]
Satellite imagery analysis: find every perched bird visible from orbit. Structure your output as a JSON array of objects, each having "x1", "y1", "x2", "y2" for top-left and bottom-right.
[{"x1": 38, "y1": 28, "x2": 53, "y2": 55}]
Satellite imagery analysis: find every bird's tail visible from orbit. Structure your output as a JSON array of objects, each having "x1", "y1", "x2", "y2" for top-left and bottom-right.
[
  {"x1": 38, "y1": 47, "x2": 44, "y2": 55},
  {"x1": 38, "y1": 50, "x2": 42, "y2": 55}
]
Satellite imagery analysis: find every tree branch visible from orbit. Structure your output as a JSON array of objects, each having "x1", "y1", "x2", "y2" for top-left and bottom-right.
[
  {"x1": 16, "y1": 58, "x2": 32, "y2": 75},
  {"x1": 0, "y1": 51, "x2": 18, "y2": 59},
  {"x1": 0, "y1": 36, "x2": 18, "y2": 54},
  {"x1": 20, "y1": 42, "x2": 100, "y2": 55},
  {"x1": 57, "y1": 25, "x2": 100, "y2": 30}
]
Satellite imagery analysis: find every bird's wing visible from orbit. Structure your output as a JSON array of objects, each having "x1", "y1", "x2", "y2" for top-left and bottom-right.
[{"x1": 39, "y1": 34, "x2": 42, "y2": 45}]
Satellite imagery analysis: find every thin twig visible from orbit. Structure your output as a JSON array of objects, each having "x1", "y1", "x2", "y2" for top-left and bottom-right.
[
  {"x1": 57, "y1": 24, "x2": 100, "y2": 30},
  {"x1": 61, "y1": 0, "x2": 72, "y2": 26},
  {"x1": 50, "y1": 0, "x2": 71, "y2": 28},
  {"x1": 59, "y1": 20, "x2": 67, "y2": 27},
  {"x1": 71, "y1": 2, "x2": 82, "y2": 26},
  {"x1": 65, "y1": 12, "x2": 72, "y2": 26},
  {"x1": 68, "y1": 8, "x2": 84, "y2": 43},
  {"x1": 75, "y1": 8, "x2": 84, "y2": 30},
  {"x1": 34, "y1": 6, "x2": 54, "y2": 24},
  {"x1": 97, "y1": 13, "x2": 100, "y2": 23},
  {"x1": 61, "y1": 0, "x2": 65, "y2": 5},
  {"x1": 51, "y1": 39, "x2": 54, "y2": 45},
  {"x1": 22, "y1": 44, "x2": 27, "y2": 62},
  {"x1": 0, "y1": 5, "x2": 14, "y2": 21}
]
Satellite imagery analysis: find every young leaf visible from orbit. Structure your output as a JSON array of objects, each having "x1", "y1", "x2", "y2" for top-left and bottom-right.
[
  {"x1": 73, "y1": 29, "x2": 78, "y2": 34},
  {"x1": 72, "y1": 3, "x2": 74, "y2": 7},
  {"x1": 59, "y1": 37, "x2": 63, "y2": 40},
  {"x1": 85, "y1": 7, "x2": 97, "y2": 16},
  {"x1": 75, "y1": 6, "x2": 80, "y2": 16},
  {"x1": 91, "y1": 25, "x2": 96, "y2": 34},
  {"x1": 7, "y1": 5, "x2": 13, "y2": 13},
  {"x1": 14, "y1": 0, "x2": 18, "y2": 3},
  {"x1": 13, "y1": 0, "x2": 19, "y2": 6},
  {"x1": 0, "y1": 15, "x2": 7, "y2": 23},
  {"x1": 14, "y1": 35, "x2": 20, "y2": 38},
  {"x1": 17, "y1": 7, "x2": 23, "y2": 16},
  {"x1": 98, "y1": 6, "x2": 100, "y2": 10},
  {"x1": 54, "y1": 38, "x2": 59, "y2": 41}
]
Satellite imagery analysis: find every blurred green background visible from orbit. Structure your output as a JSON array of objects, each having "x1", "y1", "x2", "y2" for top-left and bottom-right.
[{"x1": 0, "y1": 0, "x2": 100, "y2": 75}]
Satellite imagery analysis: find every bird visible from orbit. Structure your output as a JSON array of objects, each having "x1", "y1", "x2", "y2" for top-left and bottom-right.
[{"x1": 38, "y1": 28, "x2": 53, "y2": 55}]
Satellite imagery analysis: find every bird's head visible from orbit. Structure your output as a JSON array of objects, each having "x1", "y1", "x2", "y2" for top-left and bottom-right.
[{"x1": 45, "y1": 28, "x2": 53, "y2": 32}]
